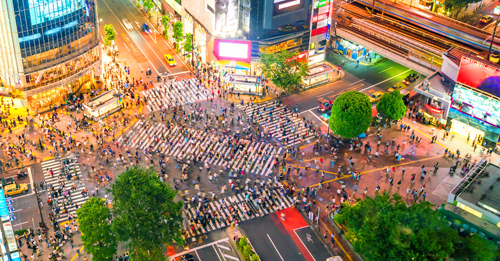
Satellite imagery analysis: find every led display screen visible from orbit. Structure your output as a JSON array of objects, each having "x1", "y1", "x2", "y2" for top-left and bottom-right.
[
  {"x1": 214, "y1": 0, "x2": 239, "y2": 34},
  {"x1": 28, "y1": 0, "x2": 87, "y2": 25},
  {"x1": 213, "y1": 39, "x2": 252, "y2": 63},
  {"x1": 273, "y1": 0, "x2": 304, "y2": 16},
  {"x1": 219, "y1": 42, "x2": 249, "y2": 59},
  {"x1": 452, "y1": 85, "x2": 500, "y2": 127},
  {"x1": 456, "y1": 56, "x2": 500, "y2": 88}
]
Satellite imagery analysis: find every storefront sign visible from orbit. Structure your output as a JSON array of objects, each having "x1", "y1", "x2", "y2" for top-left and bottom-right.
[
  {"x1": 259, "y1": 38, "x2": 302, "y2": 54},
  {"x1": 195, "y1": 21, "x2": 207, "y2": 37},
  {"x1": 456, "y1": 56, "x2": 500, "y2": 88},
  {"x1": 312, "y1": 13, "x2": 329, "y2": 23},
  {"x1": 285, "y1": 51, "x2": 309, "y2": 63},
  {"x1": 424, "y1": 103, "x2": 442, "y2": 114},
  {"x1": 184, "y1": 10, "x2": 193, "y2": 23},
  {"x1": 164, "y1": 0, "x2": 182, "y2": 14}
]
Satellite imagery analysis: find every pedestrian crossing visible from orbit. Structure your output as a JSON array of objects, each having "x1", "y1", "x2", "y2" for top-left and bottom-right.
[
  {"x1": 41, "y1": 156, "x2": 88, "y2": 223},
  {"x1": 237, "y1": 102, "x2": 317, "y2": 146},
  {"x1": 184, "y1": 190, "x2": 294, "y2": 238},
  {"x1": 116, "y1": 120, "x2": 284, "y2": 176},
  {"x1": 143, "y1": 78, "x2": 211, "y2": 112}
]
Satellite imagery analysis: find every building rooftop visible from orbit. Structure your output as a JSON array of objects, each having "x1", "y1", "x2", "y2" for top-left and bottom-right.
[
  {"x1": 455, "y1": 162, "x2": 500, "y2": 216},
  {"x1": 414, "y1": 71, "x2": 453, "y2": 101},
  {"x1": 444, "y1": 47, "x2": 469, "y2": 66},
  {"x1": 304, "y1": 64, "x2": 334, "y2": 79}
]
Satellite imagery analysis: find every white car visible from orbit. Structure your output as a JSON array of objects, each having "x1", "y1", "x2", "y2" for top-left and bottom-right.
[{"x1": 122, "y1": 18, "x2": 133, "y2": 30}]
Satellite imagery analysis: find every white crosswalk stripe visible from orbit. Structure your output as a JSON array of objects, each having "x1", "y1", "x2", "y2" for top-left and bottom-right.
[
  {"x1": 236, "y1": 102, "x2": 317, "y2": 146},
  {"x1": 143, "y1": 78, "x2": 211, "y2": 112},
  {"x1": 117, "y1": 121, "x2": 284, "y2": 176},
  {"x1": 184, "y1": 191, "x2": 293, "y2": 238},
  {"x1": 41, "y1": 156, "x2": 88, "y2": 224}
]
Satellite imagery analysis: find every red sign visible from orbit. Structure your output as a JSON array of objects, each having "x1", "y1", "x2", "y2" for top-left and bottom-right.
[
  {"x1": 285, "y1": 51, "x2": 309, "y2": 63},
  {"x1": 456, "y1": 56, "x2": 500, "y2": 88},
  {"x1": 311, "y1": 26, "x2": 328, "y2": 37},
  {"x1": 312, "y1": 13, "x2": 328, "y2": 23}
]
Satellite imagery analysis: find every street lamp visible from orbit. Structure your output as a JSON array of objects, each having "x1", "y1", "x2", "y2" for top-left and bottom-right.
[{"x1": 488, "y1": 19, "x2": 499, "y2": 56}]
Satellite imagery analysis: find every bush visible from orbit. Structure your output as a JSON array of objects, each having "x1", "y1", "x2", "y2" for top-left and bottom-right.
[
  {"x1": 250, "y1": 253, "x2": 260, "y2": 261},
  {"x1": 14, "y1": 229, "x2": 27, "y2": 236}
]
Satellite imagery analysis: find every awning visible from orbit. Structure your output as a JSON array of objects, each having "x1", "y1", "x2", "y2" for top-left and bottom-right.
[
  {"x1": 217, "y1": 60, "x2": 250, "y2": 70},
  {"x1": 162, "y1": 2, "x2": 175, "y2": 15},
  {"x1": 424, "y1": 103, "x2": 443, "y2": 114},
  {"x1": 372, "y1": 106, "x2": 378, "y2": 117}
]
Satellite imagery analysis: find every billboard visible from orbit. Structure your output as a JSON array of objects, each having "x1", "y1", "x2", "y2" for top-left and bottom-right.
[
  {"x1": 215, "y1": 0, "x2": 240, "y2": 34},
  {"x1": 456, "y1": 56, "x2": 500, "y2": 89},
  {"x1": 28, "y1": 0, "x2": 87, "y2": 25},
  {"x1": 213, "y1": 39, "x2": 252, "y2": 63},
  {"x1": 273, "y1": 0, "x2": 305, "y2": 16}
]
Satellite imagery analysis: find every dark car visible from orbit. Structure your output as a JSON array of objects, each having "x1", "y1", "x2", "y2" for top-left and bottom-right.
[
  {"x1": 1, "y1": 177, "x2": 15, "y2": 187},
  {"x1": 142, "y1": 23, "x2": 152, "y2": 34},
  {"x1": 403, "y1": 73, "x2": 419, "y2": 85},
  {"x1": 318, "y1": 98, "x2": 334, "y2": 112},
  {"x1": 182, "y1": 253, "x2": 195, "y2": 261}
]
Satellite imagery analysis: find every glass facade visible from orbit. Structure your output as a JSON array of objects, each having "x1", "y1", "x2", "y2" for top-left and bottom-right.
[{"x1": 13, "y1": 0, "x2": 99, "y2": 73}]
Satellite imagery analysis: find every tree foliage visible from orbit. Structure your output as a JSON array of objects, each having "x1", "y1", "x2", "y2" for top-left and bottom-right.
[
  {"x1": 77, "y1": 197, "x2": 117, "y2": 261},
  {"x1": 444, "y1": 0, "x2": 481, "y2": 18},
  {"x1": 376, "y1": 90, "x2": 406, "y2": 120},
  {"x1": 335, "y1": 193, "x2": 459, "y2": 261},
  {"x1": 329, "y1": 91, "x2": 372, "y2": 138},
  {"x1": 110, "y1": 167, "x2": 184, "y2": 261},
  {"x1": 104, "y1": 24, "x2": 116, "y2": 47},
  {"x1": 452, "y1": 234, "x2": 499, "y2": 261},
  {"x1": 172, "y1": 21, "x2": 184, "y2": 43},
  {"x1": 184, "y1": 33, "x2": 193, "y2": 56},
  {"x1": 142, "y1": 0, "x2": 155, "y2": 10},
  {"x1": 259, "y1": 50, "x2": 308, "y2": 93},
  {"x1": 161, "y1": 15, "x2": 170, "y2": 39}
]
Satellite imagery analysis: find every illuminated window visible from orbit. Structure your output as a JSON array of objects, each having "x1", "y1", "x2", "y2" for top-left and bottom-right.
[{"x1": 457, "y1": 202, "x2": 483, "y2": 218}]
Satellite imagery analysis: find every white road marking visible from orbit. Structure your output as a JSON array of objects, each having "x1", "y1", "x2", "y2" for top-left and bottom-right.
[
  {"x1": 379, "y1": 67, "x2": 393, "y2": 73},
  {"x1": 195, "y1": 250, "x2": 202, "y2": 261},
  {"x1": 100, "y1": 0, "x2": 161, "y2": 75},
  {"x1": 307, "y1": 110, "x2": 328, "y2": 126},
  {"x1": 168, "y1": 238, "x2": 230, "y2": 260},
  {"x1": 299, "y1": 106, "x2": 319, "y2": 114},
  {"x1": 267, "y1": 234, "x2": 284, "y2": 261},
  {"x1": 349, "y1": 79, "x2": 365, "y2": 85},
  {"x1": 293, "y1": 229, "x2": 317, "y2": 261},
  {"x1": 359, "y1": 69, "x2": 411, "y2": 92},
  {"x1": 213, "y1": 245, "x2": 224, "y2": 261},
  {"x1": 12, "y1": 221, "x2": 28, "y2": 227}
]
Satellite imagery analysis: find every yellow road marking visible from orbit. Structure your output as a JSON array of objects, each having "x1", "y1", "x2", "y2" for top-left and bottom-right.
[
  {"x1": 320, "y1": 219, "x2": 352, "y2": 261},
  {"x1": 70, "y1": 246, "x2": 85, "y2": 261}
]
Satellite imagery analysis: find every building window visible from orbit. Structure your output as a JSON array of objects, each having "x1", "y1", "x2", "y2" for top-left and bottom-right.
[
  {"x1": 207, "y1": 4, "x2": 214, "y2": 14},
  {"x1": 457, "y1": 202, "x2": 483, "y2": 218}
]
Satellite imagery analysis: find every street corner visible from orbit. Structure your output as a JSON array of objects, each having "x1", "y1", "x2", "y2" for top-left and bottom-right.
[{"x1": 275, "y1": 207, "x2": 309, "y2": 232}]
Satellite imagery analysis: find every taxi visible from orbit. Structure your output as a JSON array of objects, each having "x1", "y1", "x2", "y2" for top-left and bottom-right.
[
  {"x1": 369, "y1": 91, "x2": 384, "y2": 103},
  {"x1": 318, "y1": 97, "x2": 334, "y2": 112},
  {"x1": 388, "y1": 82, "x2": 405, "y2": 92},
  {"x1": 4, "y1": 183, "x2": 28, "y2": 196},
  {"x1": 164, "y1": 54, "x2": 176, "y2": 67}
]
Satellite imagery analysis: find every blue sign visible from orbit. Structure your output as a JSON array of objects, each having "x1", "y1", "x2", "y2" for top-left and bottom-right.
[{"x1": 0, "y1": 190, "x2": 10, "y2": 218}]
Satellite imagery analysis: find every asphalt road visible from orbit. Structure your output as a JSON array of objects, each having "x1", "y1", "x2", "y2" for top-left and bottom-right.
[
  {"x1": 282, "y1": 53, "x2": 423, "y2": 128},
  {"x1": 239, "y1": 210, "x2": 331, "y2": 261},
  {"x1": 463, "y1": 2, "x2": 500, "y2": 28},
  {"x1": 98, "y1": 0, "x2": 190, "y2": 79}
]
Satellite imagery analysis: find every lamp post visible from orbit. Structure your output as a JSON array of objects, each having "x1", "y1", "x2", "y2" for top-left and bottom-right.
[{"x1": 488, "y1": 19, "x2": 499, "y2": 56}]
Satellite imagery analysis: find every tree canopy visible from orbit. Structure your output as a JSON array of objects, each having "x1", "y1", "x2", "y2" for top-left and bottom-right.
[
  {"x1": 259, "y1": 50, "x2": 308, "y2": 93},
  {"x1": 172, "y1": 21, "x2": 184, "y2": 43},
  {"x1": 452, "y1": 234, "x2": 499, "y2": 261},
  {"x1": 161, "y1": 15, "x2": 170, "y2": 39},
  {"x1": 77, "y1": 197, "x2": 117, "y2": 261},
  {"x1": 184, "y1": 33, "x2": 193, "y2": 56},
  {"x1": 110, "y1": 167, "x2": 184, "y2": 261},
  {"x1": 104, "y1": 24, "x2": 116, "y2": 47},
  {"x1": 444, "y1": 0, "x2": 482, "y2": 18},
  {"x1": 329, "y1": 91, "x2": 372, "y2": 138},
  {"x1": 142, "y1": 0, "x2": 155, "y2": 10},
  {"x1": 376, "y1": 90, "x2": 406, "y2": 120}
]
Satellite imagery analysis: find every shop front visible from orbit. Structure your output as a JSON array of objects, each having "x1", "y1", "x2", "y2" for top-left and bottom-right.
[
  {"x1": 83, "y1": 89, "x2": 123, "y2": 120},
  {"x1": 225, "y1": 74, "x2": 263, "y2": 96},
  {"x1": 27, "y1": 85, "x2": 69, "y2": 112},
  {"x1": 302, "y1": 64, "x2": 333, "y2": 89},
  {"x1": 335, "y1": 38, "x2": 366, "y2": 60}
]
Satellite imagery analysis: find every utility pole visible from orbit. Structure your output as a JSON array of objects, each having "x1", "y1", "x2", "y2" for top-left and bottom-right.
[
  {"x1": 31, "y1": 168, "x2": 45, "y2": 226},
  {"x1": 382, "y1": 0, "x2": 387, "y2": 17},
  {"x1": 333, "y1": 0, "x2": 340, "y2": 39},
  {"x1": 488, "y1": 19, "x2": 499, "y2": 56},
  {"x1": 371, "y1": 0, "x2": 376, "y2": 14}
]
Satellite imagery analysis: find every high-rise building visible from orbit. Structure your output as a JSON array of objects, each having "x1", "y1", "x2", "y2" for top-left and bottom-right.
[{"x1": 0, "y1": 0, "x2": 101, "y2": 111}]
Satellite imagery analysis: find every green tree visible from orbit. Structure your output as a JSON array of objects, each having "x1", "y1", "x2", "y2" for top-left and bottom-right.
[
  {"x1": 259, "y1": 50, "x2": 308, "y2": 93},
  {"x1": 142, "y1": 0, "x2": 155, "y2": 10},
  {"x1": 110, "y1": 167, "x2": 184, "y2": 261},
  {"x1": 376, "y1": 90, "x2": 406, "y2": 121},
  {"x1": 76, "y1": 197, "x2": 117, "y2": 261},
  {"x1": 444, "y1": 0, "x2": 481, "y2": 18},
  {"x1": 172, "y1": 21, "x2": 184, "y2": 43},
  {"x1": 453, "y1": 234, "x2": 499, "y2": 261},
  {"x1": 104, "y1": 24, "x2": 116, "y2": 47},
  {"x1": 184, "y1": 33, "x2": 193, "y2": 57},
  {"x1": 329, "y1": 91, "x2": 372, "y2": 139},
  {"x1": 161, "y1": 15, "x2": 170, "y2": 39},
  {"x1": 335, "y1": 193, "x2": 459, "y2": 261}
]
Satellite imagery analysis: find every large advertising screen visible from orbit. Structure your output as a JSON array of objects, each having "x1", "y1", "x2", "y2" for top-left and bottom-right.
[
  {"x1": 28, "y1": 0, "x2": 87, "y2": 26},
  {"x1": 215, "y1": 0, "x2": 239, "y2": 34},
  {"x1": 273, "y1": 0, "x2": 305, "y2": 16},
  {"x1": 456, "y1": 56, "x2": 500, "y2": 89},
  {"x1": 214, "y1": 39, "x2": 252, "y2": 63},
  {"x1": 451, "y1": 85, "x2": 500, "y2": 127}
]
